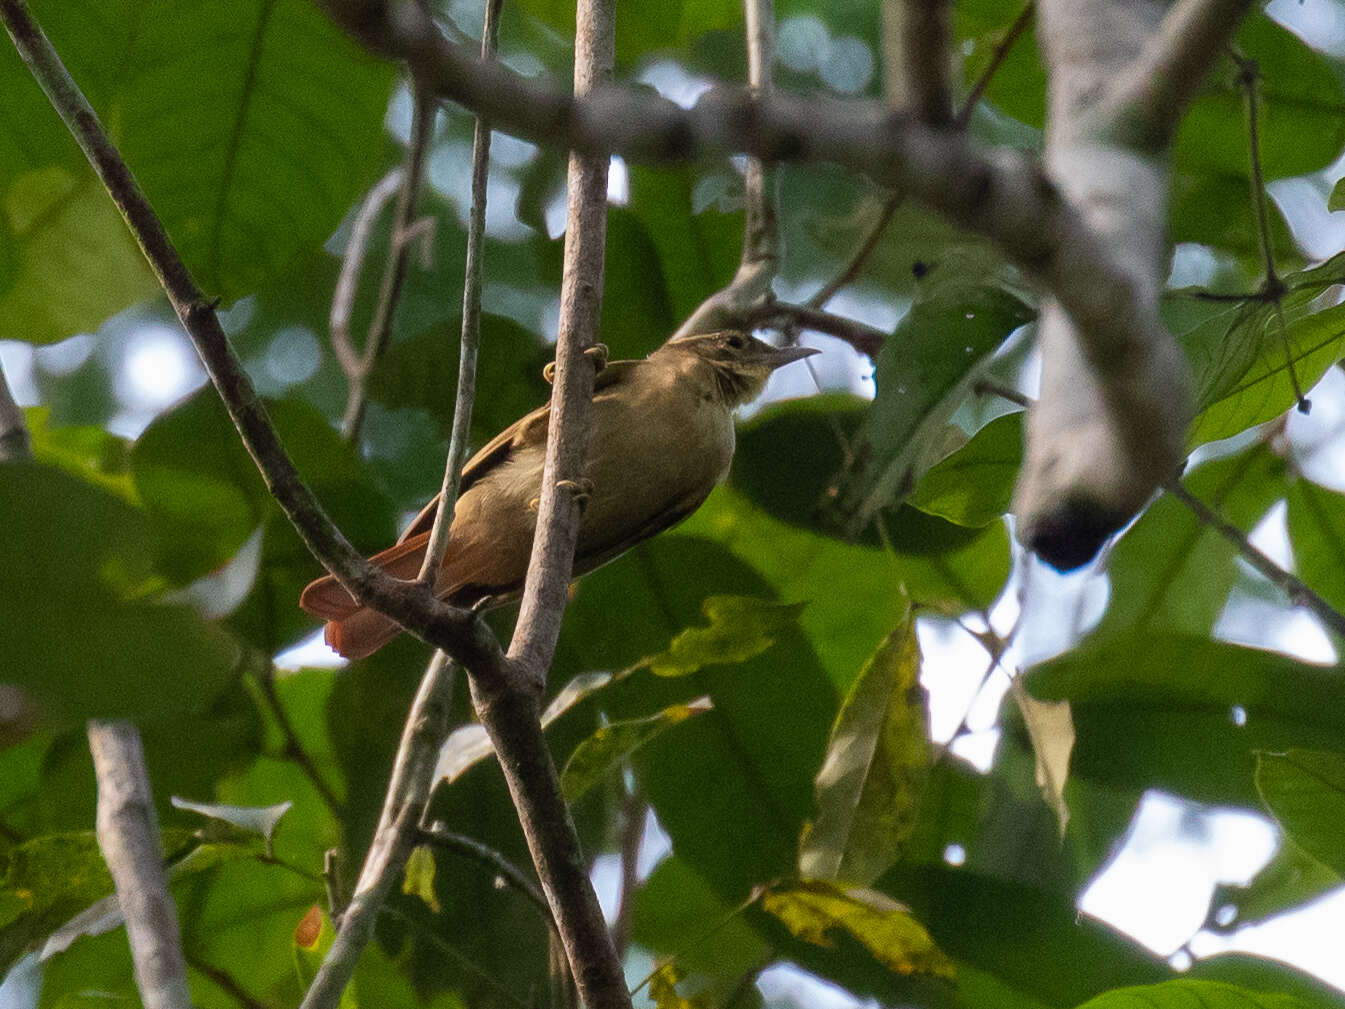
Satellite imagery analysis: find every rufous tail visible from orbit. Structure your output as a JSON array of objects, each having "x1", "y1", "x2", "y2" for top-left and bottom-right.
[{"x1": 298, "y1": 533, "x2": 433, "y2": 660}]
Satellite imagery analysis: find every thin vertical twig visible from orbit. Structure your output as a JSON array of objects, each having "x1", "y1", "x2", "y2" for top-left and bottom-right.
[
  {"x1": 669, "y1": 0, "x2": 777, "y2": 338},
  {"x1": 417, "y1": 0, "x2": 503, "y2": 587},
  {"x1": 459, "y1": 0, "x2": 633, "y2": 1005}
]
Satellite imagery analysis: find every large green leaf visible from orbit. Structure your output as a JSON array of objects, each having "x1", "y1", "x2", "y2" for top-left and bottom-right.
[
  {"x1": 554, "y1": 534, "x2": 839, "y2": 898},
  {"x1": 1186, "y1": 297, "x2": 1345, "y2": 447},
  {"x1": 1074, "y1": 979, "x2": 1319, "y2": 1009},
  {"x1": 1092, "y1": 445, "x2": 1285, "y2": 642},
  {"x1": 0, "y1": 461, "x2": 238, "y2": 728},
  {"x1": 910, "y1": 411, "x2": 1022, "y2": 527},
  {"x1": 130, "y1": 389, "x2": 397, "y2": 651},
  {"x1": 365, "y1": 312, "x2": 551, "y2": 445},
  {"x1": 627, "y1": 165, "x2": 743, "y2": 326},
  {"x1": 560, "y1": 699, "x2": 709, "y2": 803},
  {"x1": 1029, "y1": 634, "x2": 1345, "y2": 806},
  {"x1": 1256, "y1": 749, "x2": 1345, "y2": 877},
  {"x1": 761, "y1": 879, "x2": 954, "y2": 981},
  {"x1": 1286, "y1": 479, "x2": 1345, "y2": 614},
  {"x1": 831, "y1": 284, "x2": 1033, "y2": 533},
  {"x1": 0, "y1": 0, "x2": 394, "y2": 347}
]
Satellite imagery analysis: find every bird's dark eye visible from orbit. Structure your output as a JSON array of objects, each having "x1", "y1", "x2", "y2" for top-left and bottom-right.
[{"x1": 725, "y1": 334, "x2": 747, "y2": 350}]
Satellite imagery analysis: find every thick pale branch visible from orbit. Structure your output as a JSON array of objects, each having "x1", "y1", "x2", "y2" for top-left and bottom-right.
[
  {"x1": 0, "y1": 0, "x2": 508, "y2": 674},
  {"x1": 312, "y1": 0, "x2": 1160, "y2": 375},
  {"x1": 1012, "y1": 0, "x2": 1209, "y2": 567},
  {"x1": 1109, "y1": 0, "x2": 1257, "y2": 147},
  {"x1": 88, "y1": 721, "x2": 192, "y2": 1009}
]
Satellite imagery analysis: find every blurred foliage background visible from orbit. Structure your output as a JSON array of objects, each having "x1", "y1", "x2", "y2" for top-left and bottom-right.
[{"x1": 5, "y1": 0, "x2": 1345, "y2": 1006}]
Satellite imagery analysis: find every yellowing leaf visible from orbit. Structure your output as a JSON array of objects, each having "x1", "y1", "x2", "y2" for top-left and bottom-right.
[
  {"x1": 560, "y1": 700, "x2": 711, "y2": 803},
  {"x1": 402, "y1": 845, "x2": 441, "y2": 913},
  {"x1": 644, "y1": 596, "x2": 806, "y2": 677},
  {"x1": 648, "y1": 963, "x2": 713, "y2": 1009},
  {"x1": 762, "y1": 879, "x2": 954, "y2": 980},
  {"x1": 798, "y1": 602, "x2": 929, "y2": 885},
  {"x1": 1010, "y1": 681, "x2": 1074, "y2": 836}
]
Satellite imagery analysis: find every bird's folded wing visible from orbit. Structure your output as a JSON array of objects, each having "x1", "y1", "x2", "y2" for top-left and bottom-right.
[{"x1": 399, "y1": 359, "x2": 644, "y2": 543}]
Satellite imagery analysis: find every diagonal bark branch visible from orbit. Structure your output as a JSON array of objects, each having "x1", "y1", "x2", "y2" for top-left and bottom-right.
[{"x1": 311, "y1": 0, "x2": 1167, "y2": 425}]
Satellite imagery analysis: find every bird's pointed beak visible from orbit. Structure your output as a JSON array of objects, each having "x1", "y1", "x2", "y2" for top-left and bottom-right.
[{"x1": 765, "y1": 345, "x2": 822, "y2": 369}]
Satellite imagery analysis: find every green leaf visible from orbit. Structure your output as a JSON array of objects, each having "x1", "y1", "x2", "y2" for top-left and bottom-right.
[
  {"x1": 1186, "y1": 297, "x2": 1345, "y2": 448},
  {"x1": 130, "y1": 389, "x2": 396, "y2": 650},
  {"x1": 627, "y1": 165, "x2": 742, "y2": 325},
  {"x1": 833, "y1": 284, "x2": 1033, "y2": 533},
  {"x1": 1092, "y1": 445, "x2": 1285, "y2": 642},
  {"x1": 0, "y1": 0, "x2": 392, "y2": 347},
  {"x1": 761, "y1": 879, "x2": 954, "y2": 980},
  {"x1": 649, "y1": 963, "x2": 714, "y2": 1009},
  {"x1": 1286, "y1": 479, "x2": 1345, "y2": 614},
  {"x1": 556, "y1": 534, "x2": 840, "y2": 897},
  {"x1": 1028, "y1": 634, "x2": 1345, "y2": 806},
  {"x1": 0, "y1": 168, "x2": 158, "y2": 345},
  {"x1": 0, "y1": 832, "x2": 112, "y2": 972},
  {"x1": 24, "y1": 408, "x2": 136, "y2": 502},
  {"x1": 1074, "y1": 979, "x2": 1315, "y2": 1009},
  {"x1": 1008, "y1": 682, "x2": 1074, "y2": 837},
  {"x1": 642, "y1": 596, "x2": 807, "y2": 678},
  {"x1": 1256, "y1": 749, "x2": 1345, "y2": 877},
  {"x1": 632, "y1": 856, "x2": 772, "y2": 981},
  {"x1": 799, "y1": 603, "x2": 930, "y2": 886},
  {"x1": 437, "y1": 670, "x2": 614, "y2": 784},
  {"x1": 0, "y1": 462, "x2": 237, "y2": 728},
  {"x1": 727, "y1": 399, "x2": 1012, "y2": 630},
  {"x1": 1213, "y1": 837, "x2": 1341, "y2": 929},
  {"x1": 561, "y1": 700, "x2": 711, "y2": 803},
  {"x1": 1174, "y1": 16, "x2": 1345, "y2": 182},
  {"x1": 910, "y1": 411, "x2": 1022, "y2": 526},
  {"x1": 1331, "y1": 176, "x2": 1345, "y2": 213}
]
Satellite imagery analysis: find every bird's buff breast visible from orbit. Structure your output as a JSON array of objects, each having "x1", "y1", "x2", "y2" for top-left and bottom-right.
[{"x1": 579, "y1": 365, "x2": 735, "y2": 536}]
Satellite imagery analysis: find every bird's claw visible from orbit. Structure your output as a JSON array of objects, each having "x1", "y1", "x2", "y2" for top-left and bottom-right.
[
  {"x1": 556, "y1": 478, "x2": 594, "y2": 510},
  {"x1": 541, "y1": 343, "x2": 608, "y2": 385},
  {"x1": 584, "y1": 342, "x2": 609, "y2": 372}
]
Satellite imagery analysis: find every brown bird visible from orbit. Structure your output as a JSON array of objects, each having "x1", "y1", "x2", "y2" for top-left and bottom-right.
[{"x1": 300, "y1": 330, "x2": 819, "y2": 658}]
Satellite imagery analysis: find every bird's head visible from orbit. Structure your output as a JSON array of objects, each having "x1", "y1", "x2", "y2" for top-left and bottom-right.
[{"x1": 659, "y1": 330, "x2": 820, "y2": 406}]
